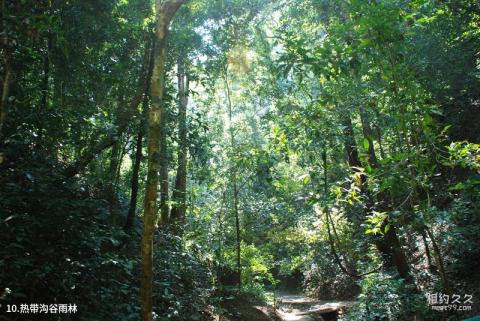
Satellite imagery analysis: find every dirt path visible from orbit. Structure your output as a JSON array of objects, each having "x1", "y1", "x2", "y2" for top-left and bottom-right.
[
  {"x1": 274, "y1": 292, "x2": 357, "y2": 321},
  {"x1": 217, "y1": 295, "x2": 278, "y2": 321}
]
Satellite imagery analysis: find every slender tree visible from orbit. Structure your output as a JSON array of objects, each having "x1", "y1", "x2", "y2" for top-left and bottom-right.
[
  {"x1": 125, "y1": 117, "x2": 145, "y2": 231},
  {"x1": 141, "y1": 1, "x2": 186, "y2": 320},
  {"x1": 170, "y1": 58, "x2": 189, "y2": 231},
  {"x1": 125, "y1": 36, "x2": 156, "y2": 232},
  {"x1": 224, "y1": 66, "x2": 242, "y2": 288},
  {"x1": 357, "y1": 104, "x2": 413, "y2": 281},
  {"x1": 340, "y1": 104, "x2": 413, "y2": 281},
  {"x1": 158, "y1": 105, "x2": 170, "y2": 225}
]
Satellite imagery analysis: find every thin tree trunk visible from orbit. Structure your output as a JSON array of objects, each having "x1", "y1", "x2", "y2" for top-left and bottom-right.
[
  {"x1": 382, "y1": 226, "x2": 412, "y2": 280},
  {"x1": 38, "y1": 32, "x2": 52, "y2": 140},
  {"x1": 373, "y1": 106, "x2": 386, "y2": 159},
  {"x1": 107, "y1": 93, "x2": 126, "y2": 225},
  {"x1": 0, "y1": 64, "x2": 10, "y2": 140},
  {"x1": 224, "y1": 66, "x2": 241, "y2": 288},
  {"x1": 36, "y1": 0, "x2": 53, "y2": 142},
  {"x1": 125, "y1": 121, "x2": 144, "y2": 231},
  {"x1": 359, "y1": 104, "x2": 378, "y2": 167},
  {"x1": 216, "y1": 188, "x2": 227, "y2": 262},
  {"x1": 425, "y1": 227, "x2": 451, "y2": 293},
  {"x1": 323, "y1": 149, "x2": 380, "y2": 278},
  {"x1": 158, "y1": 108, "x2": 169, "y2": 225},
  {"x1": 342, "y1": 108, "x2": 412, "y2": 281},
  {"x1": 421, "y1": 231, "x2": 433, "y2": 271},
  {"x1": 170, "y1": 58, "x2": 188, "y2": 231},
  {"x1": 233, "y1": 170, "x2": 241, "y2": 288},
  {"x1": 341, "y1": 111, "x2": 362, "y2": 169},
  {"x1": 124, "y1": 35, "x2": 155, "y2": 232},
  {"x1": 362, "y1": 115, "x2": 412, "y2": 281},
  {"x1": 114, "y1": 134, "x2": 129, "y2": 188},
  {"x1": 141, "y1": 1, "x2": 185, "y2": 321},
  {"x1": 108, "y1": 135, "x2": 122, "y2": 224}
]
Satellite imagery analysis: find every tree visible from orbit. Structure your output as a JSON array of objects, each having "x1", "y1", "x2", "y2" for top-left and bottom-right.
[
  {"x1": 170, "y1": 57, "x2": 189, "y2": 231},
  {"x1": 224, "y1": 65, "x2": 242, "y2": 288},
  {"x1": 141, "y1": 1, "x2": 186, "y2": 321},
  {"x1": 125, "y1": 34, "x2": 156, "y2": 232}
]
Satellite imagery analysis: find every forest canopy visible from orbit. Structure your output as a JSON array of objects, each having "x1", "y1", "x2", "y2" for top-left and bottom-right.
[{"x1": 0, "y1": 0, "x2": 479, "y2": 321}]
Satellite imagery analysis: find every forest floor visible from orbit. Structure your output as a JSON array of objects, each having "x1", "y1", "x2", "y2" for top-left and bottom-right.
[
  {"x1": 273, "y1": 292, "x2": 357, "y2": 321},
  {"x1": 219, "y1": 291, "x2": 357, "y2": 321},
  {"x1": 218, "y1": 296, "x2": 279, "y2": 321}
]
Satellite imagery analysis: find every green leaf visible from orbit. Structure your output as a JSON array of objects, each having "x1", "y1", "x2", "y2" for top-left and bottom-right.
[
  {"x1": 384, "y1": 223, "x2": 391, "y2": 234},
  {"x1": 363, "y1": 138, "x2": 370, "y2": 150},
  {"x1": 448, "y1": 182, "x2": 465, "y2": 191}
]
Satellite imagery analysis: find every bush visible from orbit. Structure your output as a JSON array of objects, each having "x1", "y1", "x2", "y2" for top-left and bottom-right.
[
  {"x1": 0, "y1": 152, "x2": 215, "y2": 321},
  {"x1": 345, "y1": 272, "x2": 430, "y2": 321},
  {"x1": 153, "y1": 232, "x2": 214, "y2": 321},
  {"x1": 0, "y1": 159, "x2": 141, "y2": 320}
]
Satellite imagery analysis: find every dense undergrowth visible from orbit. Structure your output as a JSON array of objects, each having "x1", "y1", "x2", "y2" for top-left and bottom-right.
[{"x1": 0, "y1": 149, "x2": 216, "y2": 321}]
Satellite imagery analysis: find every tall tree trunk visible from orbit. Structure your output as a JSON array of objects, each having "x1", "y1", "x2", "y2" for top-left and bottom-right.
[
  {"x1": 141, "y1": 1, "x2": 185, "y2": 321},
  {"x1": 38, "y1": 32, "x2": 52, "y2": 140},
  {"x1": 224, "y1": 66, "x2": 242, "y2": 288},
  {"x1": 382, "y1": 226, "x2": 412, "y2": 280},
  {"x1": 215, "y1": 188, "x2": 227, "y2": 263},
  {"x1": 359, "y1": 104, "x2": 378, "y2": 167},
  {"x1": 115, "y1": 135, "x2": 129, "y2": 188},
  {"x1": 421, "y1": 231, "x2": 433, "y2": 271},
  {"x1": 37, "y1": 0, "x2": 53, "y2": 143},
  {"x1": 342, "y1": 108, "x2": 412, "y2": 281},
  {"x1": 360, "y1": 106, "x2": 413, "y2": 281},
  {"x1": 124, "y1": 35, "x2": 155, "y2": 232},
  {"x1": 373, "y1": 106, "x2": 386, "y2": 159},
  {"x1": 108, "y1": 135, "x2": 122, "y2": 224},
  {"x1": 158, "y1": 108, "x2": 169, "y2": 225},
  {"x1": 341, "y1": 111, "x2": 362, "y2": 168},
  {"x1": 170, "y1": 58, "x2": 188, "y2": 231},
  {"x1": 0, "y1": 64, "x2": 10, "y2": 141},
  {"x1": 107, "y1": 96, "x2": 126, "y2": 225},
  {"x1": 425, "y1": 227, "x2": 451, "y2": 293},
  {"x1": 125, "y1": 119, "x2": 144, "y2": 232},
  {"x1": 233, "y1": 169, "x2": 241, "y2": 288}
]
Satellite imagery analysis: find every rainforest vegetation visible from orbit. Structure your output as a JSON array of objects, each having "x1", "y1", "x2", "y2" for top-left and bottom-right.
[{"x1": 1, "y1": 0, "x2": 480, "y2": 320}]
